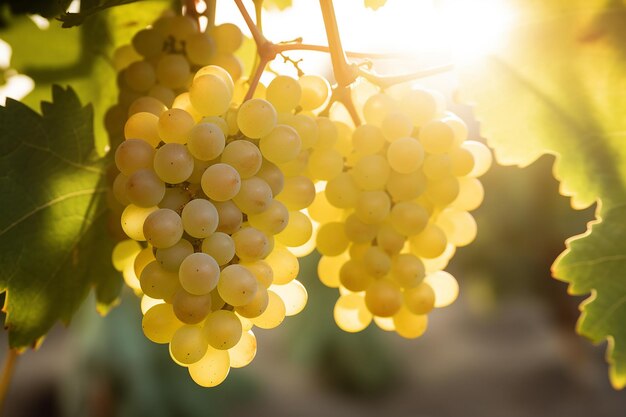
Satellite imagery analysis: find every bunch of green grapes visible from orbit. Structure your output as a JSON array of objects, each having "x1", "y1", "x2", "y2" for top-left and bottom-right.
[
  {"x1": 311, "y1": 86, "x2": 491, "y2": 338},
  {"x1": 108, "y1": 62, "x2": 323, "y2": 387}
]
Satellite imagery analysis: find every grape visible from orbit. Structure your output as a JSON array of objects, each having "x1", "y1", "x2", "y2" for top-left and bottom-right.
[
  {"x1": 189, "y1": 74, "x2": 232, "y2": 117},
  {"x1": 213, "y1": 200, "x2": 243, "y2": 234},
  {"x1": 232, "y1": 227, "x2": 271, "y2": 261},
  {"x1": 157, "y1": 108, "x2": 195, "y2": 144},
  {"x1": 362, "y1": 246, "x2": 391, "y2": 278},
  {"x1": 167, "y1": 15, "x2": 199, "y2": 39},
  {"x1": 364, "y1": 278, "x2": 402, "y2": 317},
  {"x1": 352, "y1": 154, "x2": 390, "y2": 191},
  {"x1": 111, "y1": 239, "x2": 142, "y2": 271},
  {"x1": 393, "y1": 307, "x2": 428, "y2": 339},
  {"x1": 181, "y1": 199, "x2": 219, "y2": 238},
  {"x1": 194, "y1": 65, "x2": 235, "y2": 95},
  {"x1": 126, "y1": 169, "x2": 165, "y2": 207},
  {"x1": 140, "y1": 261, "x2": 180, "y2": 301},
  {"x1": 266, "y1": 76, "x2": 301, "y2": 113},
  {"x1": 298, "y1": 75, "x2": 330, "y2": 111},
  {"x1": 316, "y1": 222, "x2": 349, "y2": 256},
  {"x1": 334, "y1": 293, "x2": 372, "y2": 333},
  {"x1": 153, "y1": 143, "x2": 194, "y2": 184},
  {"x1": 419, "y1": 119, "x2": 456, "y2": 154},
  {"x1": 228, "y1": 330, "x2": 257, "y2": 368},
  {"x1": 390, "y1": 254, "x2": 425, "y2": 288},
  {"x1": 212, "y1": 23, "x2": 243, "y2": 53},
  {"x1": 221, "y1": 140, "x2": 263, "y2": 179},
  {"x1": 344, "y1": 214, "x2": 378, "y2": 243},
  {"x1": 259, "y1": 125, "x2": 302, "y2": 164},
  {"x1": 132, "y1": 28, "x2": 164, "y2": 58},
  {"x1": 134, "y1": 246, "x2": 156, "y2": 278},
  {"x1": 450, "y1": 147, "x2": 475, "y2": 177},
  {"x1": 128, "y1": 96, "x2": 167, "y2": 117},
  {"x1": 187, "y1": 123, "x2": 225, "y2": 161},
  {"x1": 363, "y1": 93, "x2": 397, "y2": 126},
  {"x1": 389, "y1": 201, "x2": 428, "y2": 236},
  {"x1": 237, "y1": 99, "x2": 277, "y2": 139},
  {"x1": 179, "y1": 252, "x2": 220, "y2": 295},
  {"x1": 247, "y1": 199, "x2": 289, "y2": 235},
  {"x1": 240, "y1": 261, "x2": 273, "y2": 288},
  {"x1": 339, "y1": 260, "x2": 373, "y2": 292},
  {"x1": 275, "y1": 211, "x2": 312, "y2": 247},
  {"x1": 201, "y1": 163, "x2": 241, "y2": 201},
  {"x1": 149, "y1": 85, "x2": 176, "y2": 108},
  {"x1": 264, "y1": 245, "x2": 299, "y2": 285},
  {"x1": 172, "y1": 93, "x2": 202, "y2": 122},
  {"x1": 250, "y1": 290, "x2": 285, "y2": 329},
  {"x1": 307, "y1": 148, "x2": 343, "y2": 180},
  {"x1": 203, "y1": 310, "x2": 243, "y2": 350},
  {"x1": 352, "y1": 124, "x2": 385, "y2": 156},
  {"x1": 201, "y1": 232, "x2": 235, "y2": 266},
  {"x1": 235, "y1": 286, "x2": 269, "y2": 318},
  {"x1": 170, "y1": 325, "x2": 209, "y2": 365},
  {"x1": 386, "y1": 137, "x2": 424, "y2": 174},
  {"x1": 425, "y1": 177, "x2": 460, "y2": 207},
  {"x1": 308, "y1": 191, "x2": 342, "y2": 223},
  {"x1": 121, "y1": 204, "x2": 158, "y2": 241},
  {"x1": 112, "y1": 44, "x2": 141, "y2": 70},
  {"x1": 376, "y1": 223, "x2": 405, "y2": 255},
  {"x1": 124, "y1": 61, "x2": 156, "y2": 92},
  {"x1": 386, "y1": 169, "x2": 427, "y2": 202},
  {"x1": 381, "y1": 112, "x2": 413, "y2": 142},
  {"x1": 355, "y1": 190, "x2": 391, "y2": 224},
  {"x1": 115, "y1": 139, "x2": 155, "y2": 175},
  {"x1": 212, "y1": 54, "x2": 244, "y2": 82},
  {"x1": 159, "y1": 187, "x2": 191, "y2": 211},
  {"x1": 287, "y1": 114, "x2": 318, "y2": 149},
  {"x1": 188, "y1": 346, "x2": 230, "y2": 387},
  {"x1": 232, "y1": 177, "x2": 273, "y2": 215},
  {"x1": 156, "y1": 54, "x2": 191, "y2": 89},
  {"x1": 172, "y1": 289, "x2": 213, "y2": 324},
  {"x1": 143, "y1": 208, "x2": 183, "y2": 248},
  {"x1": 422, "y1": 154, "x2": 452, "y2": 180},
  {"x1": 404, "y1": 283, "x2": 435, "y2": 315},
  {"x1": 275, "y1": 176, "x2": 315, "y2": 210},
  {"x1": 317, "y1": 253, "x2": 347, "y2": 288},
  {"x1": 255, "y1": 161, "x2": 284, "y2": 196},
  {"x1": 217, "y1": 264, "x2": 258, "y2": 306},
  {"x1": 270, "y1": 280, "x2": 307, "y2": 316},
  {"x1": 325, "y1": 172, "x2": 359, "y2": 209},
  {"x1": 409, "y1": 223, "x2": 447, "y2": 259},
  {"x1": 156, "y1": 239, "x2": 194, "y2": 272},
  {"x1": 314, "y1": 117, "x2": 338, "y2": 150},
  {"x1": 463, "y1": 141, "x2": 492, "y2": 177},
  {"x1": 185, "y1": 32, "x2": 216, "y2": 66},
  {"x1": 142, "y1": 303, "x2": 184, "y2": 343},
  {"x1": 452, "y1": 177, "x2": 484, "y2": 211}
]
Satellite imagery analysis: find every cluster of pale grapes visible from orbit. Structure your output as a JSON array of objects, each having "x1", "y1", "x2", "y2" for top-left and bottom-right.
[{"x1": 310, "y1": 87, "x2": 491, "y2": 338}]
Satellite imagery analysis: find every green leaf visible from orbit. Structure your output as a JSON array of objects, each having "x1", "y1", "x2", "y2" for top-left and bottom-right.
[
  {"x1": 59, "y1": 0, "x2": 144, "y2": 28},
  {"x1": 458, "y1": 0, "x2": 626, "y2": 387},
  {"x1": 0, "y1": 85, "x2": 120, "y2": 349}
]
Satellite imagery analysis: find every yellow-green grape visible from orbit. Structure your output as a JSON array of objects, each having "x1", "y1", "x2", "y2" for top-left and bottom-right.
[
  {"x1": 143, "y1": 208, "x2": 183, "y2": 248},
  {"x1": 128, "y1": 96, "x2": 167, "y2": 117},
  {"x1": 266, "y1": 75, "x2": 301, "y2": 113},
  {"x1": 349, "y1": 242, "x2": 371, "y2": 260},
  {"x1": 187, "y1": 158, "x2": 211, "y2": 184},
  {"x1": 232, "y1": 227, "x2": 271, "y2": 261},
  {"x1": 352, "y1": 124, "x2": 385, "y2": 156},
  {"x1": 422, "y1": 154, "x2": 452, "y2": 180},
  {"x1": 240, "y1": 260, "x2": 273, "y2": 288},
  {"x1": 436, "y1": 209, "x2": 477, "y2": 247},
  {"x1": 232, "y1": 177, "x2": 273, "y2": 215},
  {"x1": 393, "y1": 307, "x2": 428, "y2": 339},
  {"x1": 364, "y1": 278, "x2": 403, "y2": 317},
  {"x1": 180, "y1": 199, "x2": 218, "y2": 238},
  {"x1": 334, "y1": 121, "x2": 352, "y2": 157},
  {"x1": 134, "y1": 246, "x2": 156, "y2": 278},
  {"x1": 112, "y1": 239, "x2": 142, "y2": 271},
  {"x1": 124, "y1": 61, "x2": 156, "y2": 92},
  {"x1": 189, "y1": 74, "x2": 232, "y2": 117},
  {"x1": 194, "y1": 65, "x2": 235, "y2": 95},
  {"x1": 363, "y1": 246, "x2": 392, "y2": 278},
  {"x1": 275, "y1": 211, "x2": 312, "y2": 247},
  {"x1": 188, "y1": 345, "x2": 230, "y2": 387},
  {"x1": 201, "y1": 116, "x2": 229, "y2": 136},
  {"x1": 256, "y1": 161, "x2": 284, "y2": 196},
  {"x1": 286, "y1": 114, "x2": 318, "y2": 149},
  {"x1": 409, "y1": 223, "x2": 447, "y2": 259},
  {"x1": 386, "y1": 169, "x2": 427, "y2": 202},
  {"x1": 112, "y1": 44, "x2": 141, "y2": 70},
  {"x1": 317, "y1": 253, "x2": 348, "y2": 288},
  {"x1": 235, "y1": 286, "x2": 269, "y2": 318},
  {"x1": 172, "y1": 93, "x2": 203, "y2": 123},
  {"x1": 250, "y1": 290, "x2": 286, "y2": 329},
  {"x1": 201, "y1": 163, "x2": 241, "y2": 202},
  {"x1": 390, "y1": 201, "x2": 429, "y2": 236},
  {"x1": 316, "y1": 222, "x2": 349, "y2": 256},
  {"x1": 166, "y1": 15, "x2": 199, "y2": 39},
  {"x1": 121, "y1": 204, "x2": 158, "y2": 241},
  {"x1": 126, "y1": 169, "x2": 166, "y2": 207},
  {"x1": 203, "y1": 310, "x2": 243, "y2": 350},
  {"x1": 211, "y1": 23, "x2": 243, "y2": 53},
  {"x1": 352, "y1": 154, "x2": 390, "y2": 191},
  {"x1": 343, "y1": 214, "x2": 378, "y2": 243},
  {"x1": 170, "y1": 325, "x2": 209, "y2": 365},
  {"x1": 363, "y1": 93, "x2": 397, "y2": 126},
  {"x1": 214, "y1": 200, "x2": 243, "y2": 234},
  {"x1": 376, "y1": 223, "x2": 405, "y2": 256},
  {"x1": 308, "y1": 191, "x2": 342, "y2": 223},
  {"x1": 463, "y1": 141, "x2": 492, "y2": 177},
  {"x1": 270, "y1": 280, "x2": 307, "y2": 316},
  {"x1": 159, "y1": 187, "x2": 191, "y2": 211},
  {"x1": 247, "y1": 200, "x2": 289, "y2": 235},
  {"x1": 443, "y1": 113, "x2": 468, "y2": 147},
  {"x1": 142, "y1": 303, "x2": 184, "y2": 344},
  {"x1": 325, "y1": 172, "x2": 359, "y2": 209},
  {"x1": 149, "y1": 85, "x2": 176, "y2": 108},
  {"x1": 386, "y1": 137, "x2": 424, "y2": 174},
  {"x1": 419, "y1": 119, "x2": 456, "y2": 154},
  {"x1": 313, "y1": 117, "x2": 338, "y2": 150},
  {"x1": 381, "y1": 112, "x2": 413, "y2": 142},
  {"x1": 450, "y1": 147, "x2": 475, "y2": 177},
  {"x1": 140, "y1": 261, "x2": 179, "y2": 300},
  {"x1": 115, "y1": 138, "x2": 155, "y2": 175},
  {"x1": 172, "y1": 289, "x2": 213, "y2": 324},
  {"x1": 153, "y1": 143, "x2": 194, "y2": 184},
  {"x1": 423, "y1": 271, "x2": 458, "y2": 307},
  {"x1": 185, "y1": 32, "x2": 216, "y2": 66},
  {"x1": 275, "y1": 175, "x2": 315, "y2": 210},
  {"x1": 355, "y1": 191, "x2": 391, "y2": 224},
  {"x1": 373, "y1": 316, "x2": 395, "y2": 332},
  {"x1": 179, "y1": 252, "x2": 220, "y2": 295},
  {"x1": 339, "y1": 260, "x2": 374, "y2": 292},
  {"x1": 399, "y1": 87, "x2": 445, "y2": 127},
  {"x1": 218, "y1": 264, "x2": 258, "y2": 306},
  {"x1": 452, "y1": 177, "x2": 484, "y2": 211},
  {"x1": 334, "y1": 293, "x2": 372, "y2": 333},
  {"x1": 156, "y1": 54, "x2": 190, "y2": 89},
  {"x1": 124, "y1": 112, "x2": 161, "y2": 148},
  {"x1": 259, "y1": 125, "x2": 302, "y2": 165},
  {"x1": 426, "y1": 177, "x2": 460, "y2": 207},
  {"x1": 307, "y1": 148, "x2": 343, "y2": 180},
  {"x1": 211, "y1": 53, "x2": 244, "y2": 83},
  {"x1": 228, "y1": 330, "x2": 257, "y2": 368},
  {"x1": 112, "y1": 173, "x2": 130, "y2": 205},
  {"x1": 404, "y1": 282, "x2": 435, "y2": 315},
  {"x1": 390, "y1": 253, "x2": 425, "y2": 288},
  {"x1": 122, "y1": 261, "x2": 141, "y2": 292},
  {"x1": 298, "y1": 75, "x2": 330, "y2": 111},
  {"x1": 201, "y1": 232, "x2": 235, "y2": 266},
  {"x1": 221, "y1": 140, "x2": 263, "y2": 179},
  {"x1": 157, "y1": 108, "x2": 194, "y2": 144},
  {"x1": 237, "y1": 99, "x2": 277, "y2": 139},
  {"x1": 264, "y1": 245, "x2": 299, "y2": 285},
  {"x1": 156, "y1": 238, "x2": 194, "y2": 272}
]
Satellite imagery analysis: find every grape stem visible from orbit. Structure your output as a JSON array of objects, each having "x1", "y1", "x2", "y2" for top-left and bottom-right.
[
  {"x1": 357, "y1": 63, "x2": 455, "y2": 89},
  {"x1": 0, "y1": 349, "x2": 18, "y2": 415}
]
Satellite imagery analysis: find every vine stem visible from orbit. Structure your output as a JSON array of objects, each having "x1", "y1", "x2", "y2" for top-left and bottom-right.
[
  {"x1": 0, "y1": 349, "x2": 18, "y2": 414},
  {"x1": 318, "y1": 0, "x2": 357, "y2": 88},
  {"x1": 358, "y1": 63, "x2": 455, "y2": 89}
]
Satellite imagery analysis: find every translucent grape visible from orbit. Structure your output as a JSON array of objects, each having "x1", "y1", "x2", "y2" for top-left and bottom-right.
[
  {"x1": 143, "y1": 208, "x2": 183, "y2": 248},
  {"x1": 255, "y1": 161, "x2": 284, "y2": 196},
  {"x1": 317, "y1": 253, "x2": 348, "y2": 288},
  {"x1": 188, "y1": 346, "x2": 230, "y2": 387},
  {"x1": 419, "y1": 119, "x2": 456, "y2": 154},
  {"x1": 189, "y1": 74, "x2": 232, "y2": 117},
  {"x1": 247, "y1": 199, "x2": 289, "y2": 235},
  {"x1": 352, "y1": 124, "x2": 385, "y2": 156},
  {"x1": 409, "y1": 223, "x2": 447, "y2": 259},
  {"x1": 218, "y1": 264, "x2": 258, "y2": 306},
  {"x1": 181, "y1": 199, "x2": 219, "y2": 238},
  {"x1": 214, "y1": 200, "x2": 243, "y2": 234},
  {"x1": 157, "y1": 108, "x2": 195, "y2": 144},
  {"x1": 386, "y1": 137, "x2": 424, "y2": 174},
  {"x1": 237, "y1": 99, "x2": 277, "y2": 139},
  {"x1": 204, "y1": 310, "x2": 243, "y2": 350},
  {"x1": 172, "y1": 289, "x2": 213, "y2": 324},
  {"x1": 179, "y1": 252, "x2": 220, "y2": 295},
  {"x1": 170, "y1": 325, "x2": 209, "y2": 365},
  {"x1": 153, "y1": 143, "x2": 194, "y2": 184},
  {"x1": 142, "y1": 303, "x2": 184, "y2": 344},
  {"x1": 307, "y1": 148, "x2": 343, "y2": 180},
  {"x1": 121, "y1": 204, "x2": 158, "y2": 241},
  {"x1": 393, "y1": 307, "x2": 428, "y2": 339},
  {"x1": 201, "y1": 163, "x2": 241, "y2": 201},
  {"x1": 298, "y1": 75, "x2": 330, "y2": 111},
  {"x1": 334, "y1": 293, "x2": 372, "y2": 333},
  {"x1": 270, "y1": 280, "x2": 307, "y2": 316},
  {"x1": 221, "y1": 140, "x2": 263, "y2": 179},
  {"x1": 404, "y1": 283, "x2": 435, "y2": 315},
  {"x1": 115, "y1": 139, "x2": 155, "y2": 176},
  {"x1": 124, "y1": 61, "x2": 156, "y2": 92},
  {"x1": 201, "y1": 232, "x2": 235, "y2": 266},
  {"x1": 275, "y1": 176, "x2": 316, "y2": 210},
  {"x1": 355, "y1": 191, "x2": 391, "y2": 224},
  {"x1": 140, "y1": 261, "x2": 180, "y2": 301},
  {"x1": 266, "y1": 75, "x2": 301, "y2": 112},
  {"x1": 228, "y1": 330, "x2": 257, "y2": 368},
  {"x1": 264, "y1": 245, "x2": 299, "y2": 285},
  {"x1": 352, "y1": 154, "x2": 390, "y2": 191},
  {"x1": 259, "y1": 125, "x2": 302, "y2": 164},
  {"x1": 250, "y1": 290, "x2": 285, "y2": 329},
  {"x1": 275, "y1": 211, "x2": 312, "y2": 247},
  {"x1": 126, "y1": 169, "x2": 166, "y2": 207},
  {"x1": 156, "y1": 238, "x2": 194, "y2": 272},
  {"x1": 364, "y1": 278, "x2": 402, "y2": 317},
  {"x1": 111, "y1": 239, "x2": 142, "y2": 271},
  {"x1": 212, "y1": 23, "x2": 243, "y2": 53},
  {"x1": 235, "y1": 286, "x2": 269, "y2": 318},
  {"x1": 316, "y1": 222, "x2": 349, "y2": 256},
  {"x1": 128, "y1": 96, "x2": 167, "y2": 117},
  {"x1": 232, "y1": 227, "x2": 271, "y2": 261},
  {"x1": 399, "y1": 87, "x2": 445, "y2": 126},
  {"x1": 240, "y1": 260, "x2": 273, "y2": 288},
  {"x1": 390, "y1": 254, "x2": 425, "y2": 288},
  {"x1": 390, "y1": 201, "x2": 429, "y2": 236},
  {"x1": 325, "y1": 172, "x2": 359, "y2": 208}
]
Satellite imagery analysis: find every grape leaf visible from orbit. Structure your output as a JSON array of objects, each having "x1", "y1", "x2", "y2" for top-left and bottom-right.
[
  {"x1": 59, "y1": 0, "x2": 144, "y2": 27},
  {"x1": 458, "y1": 0, "x2": 626, "y2": 387},
  {"x1": 0, "y1": 85, "x2": 119, "y2": 349}
]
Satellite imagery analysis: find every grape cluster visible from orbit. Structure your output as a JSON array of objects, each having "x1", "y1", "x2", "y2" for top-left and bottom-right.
[{"x1": 311, "y1": 87, "x2": 491, "y2": 338}]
